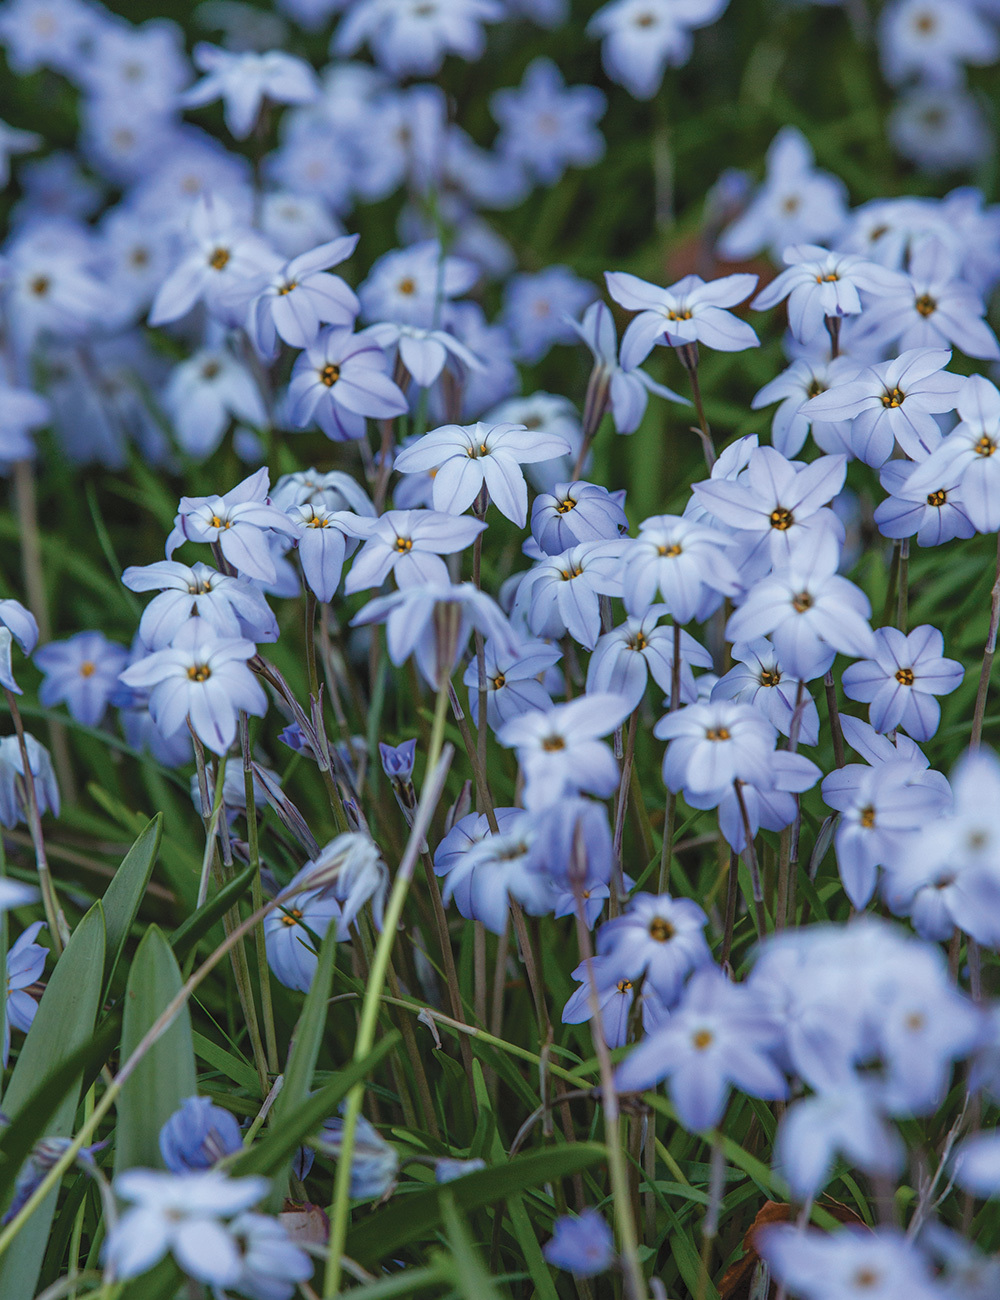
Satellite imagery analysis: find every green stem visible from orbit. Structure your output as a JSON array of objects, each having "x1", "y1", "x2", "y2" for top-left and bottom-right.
[
  {"x1": 241, "y1": 712, "x2": 278, "y2": 1074},
  {"x1": 571, "y1": 892, "x2": 647, "y2": 1300},
  {"x1": 4, "y1": 688, "x2": 68, "y2": 953},
  {"x1": 323, "y1": 737, "x2": 454, "y2": 1299}
]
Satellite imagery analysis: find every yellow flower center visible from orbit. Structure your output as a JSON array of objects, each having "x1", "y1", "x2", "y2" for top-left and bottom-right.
[
  {"x1": 208, "y1": 247, "x2": 230, "y2": 271},
  {"x1": 320, "y1": 364, "x2": 340, "y2": 387},
  {"x1": 187, "y1": 664, "x2": 212, "y2": 682}
]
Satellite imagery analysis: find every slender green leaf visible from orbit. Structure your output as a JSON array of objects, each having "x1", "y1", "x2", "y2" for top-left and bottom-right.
[
  {"x1": 102, "y1": 813, "x2": 162, "y2": 992},
  {"x1": 192, "y1": 1031, "x2": 259, "y2": 1094},
  {"x1": 347, "y1": 1143, "x2": 607, "y2": 1267},
  {"x1": 440, "y1": 1192, "x2": 505, "y2": 1300},
  {"x1": 168, "y1": 863, "x2": 255, "y2": 962},
  {"x1": 230, "y1": 1033, "x2": 401, "y2": 1178},
  {"x1": 114, "y1": 925, "x2": 197, "y2": 1177},
  {"x1": 0, "y1": 902, "x2": 106, "y2": 1300},
  {"x1": 269, "y1": 920, "x2": 338, "y2": 1206}
]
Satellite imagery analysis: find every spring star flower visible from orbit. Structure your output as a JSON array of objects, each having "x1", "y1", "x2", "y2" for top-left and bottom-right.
[
  {"x1": 35, "y1": 631, "x2": 128, "y2": 728},
  {"x1": 265, "y1": 887, "x2": 345, "y2": 991},
  {"x1": 123, "y1": 561, "x2": 278, "y2": 650},
  {"x1": 587, "y1": 0, "x2": 729, "y2": 99},
  {"x1": 491, "y1": 58, "x2": 605, "y2": 185},
  {"x1": 751, "y1": 357, "x2": 859, "y2": 459},
  {"x1": 905, "y1": 374, "x2": 1000, "y2": 533},
  {"x1": 586, "y1": 610, "x2": 712, "y2": 712},
  {"x1": 543, "y1": 1209, "x2": 615, "y2": 1277},
  {"x1": 163, "y1": 349, "x2": 267, "y2": 460},
  {"x1": 167, "y1": 469, "x2": 301, "y2": 585},
  {"x1": 841, "y1": 625, "x2": 963, "y2": 742},
  {"x1": 621, "y1": 515, "x2": 740, "y2": 622},
  {"x1": 877, "y1": 0, "x2": 999, "y2": 88},
  {"x1": 149, "y1": 195, "x2": 277, "y2": 328},
  {"x1": 5, "y1": 920, "x2": 46, "y2": 1065},
  {"x1": 655, "y1": 698, "x2": 778, "y2": 798},
  {"x1": 516, "y1": 540, "x2": 626, "y2": 649},
  {"x1": 718, "y1": 127, "x2": 848, "y2": 262},
  {"x1": 497, "y1": 693, "x2": 631, "y2": 810},
  {"x1": 759, "y1": 1225, "x2": 943, "y2": 1300},
  {"x1": 597, "y1": 892, "x2": 712, "y2": 1005},
  {"x1": 530, "y1": 479, "x2": 628, "y2": 556},
  {"x1": 803, "y1": 347, "x2": 963, "y2": 468},
  {"x1": 181, "y1": 45, "x2": 318, "y2": 138},
  {"x1": 394, "y1": 420, "x2": 571, "y2": 527},
  {"x1": 615, "y1": 967, "x2": 787, "y2": 1130},
  {"x1": 250, "y1": 235, "x2": 360, "y2": 356},
  {"x1": 359, "y1": 240, "x2": 478, "y2": 331},
  {"x1": 286, "y1": 325, "x2": 409, "y2": 443},
  {"x1": 227, "y1": 1212, "x2": 314, "y2": 1300},
  {"x1": 693, "y1": 445, "x2": 846, "y2": 567},
  {"x1": 103, "y1": 1169, "x2": 269, "y2": 1284},
  {"x1": 342, "y1": 510, "x2": 486, "y2": 593},
  {"x1": 750, "y1": 245, "x2": 905, "y2": 343},
  {"x1": 351, "y1": 581, "x2": 517, "y2": 687},
  {"x1": 725, "y1": 530, "x2": 878, "y2": 682},
  {"x1": 287, "y1": 504, "x2": 359, "y2": 603},
  {"x1": 859, "y1": 236, "x2": 1000, "y2": 361},
  {"x1": 874, "y1": 454, "x2": 976, "y2": 548},
  {"x1": 159, "y1": 1097, "x2": 243, "y2": 1174},
  {"x1": 712, "y1": 639, "x2": 820, "y2": 745},
  {"x1": 822, "y1": 761, "x2": 944, "y2": 909},
  {"x1": 605, "y1": 270, "x2": 759, "y2": 368},
  {"x1": 333, "y1": 0, "x2": 504, "y2": 77},
  {"x1": 462, "y1": 637, "x2": 560, "y2": 730},
  {"x1": 568, "y1": 301, "x2": 689, "y2": 435},
  {"x1": 119, "y1": 617, "x2": 267, "y2": 756}
]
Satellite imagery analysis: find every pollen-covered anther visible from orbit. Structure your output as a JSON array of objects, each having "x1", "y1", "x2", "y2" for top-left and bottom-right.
[
  {"x1": 769, "y1": 506, "x2": 794, "y2": 530},
  {"x1": 926, "y1": 489, "x2": 947, "y2": 507},
  {"x1": 320, "y1": 364, "x2": 340, "y2": 387},
  {"x1": 657, "y1": 543, "x2": 682, "y2": 557},
  {"x1": 895, "y1": 667, "x2": 915, "y2": 686},
  {"x1": 648, "y1": 917, "x2": 676, "y2": 942},
  {"x1": 393, "y1": 536, "x2": 413, "y2": 552},
  {"x1": 208, "y1": 247, "x2": 230, "y2": 271},
  {"x1": 974, "y1": 435, "x2": 996, "y2": 457},
  {"x1": 880, "y1": 387, "x2": 905, "y2": 408},
  {"x1": 759, "y1": 668, "x2": 781, "y2": 687},
  {"x1": 915, "y1": 294, "x2": 937, "y2": 317},
  {"x1": 555, "y1": 497, "x2": 577, "y2": 514},
  {"x1": 187, "y1": 664, "x2": 212, "y2": 683},
  {"x1": 705, "y1": 726, "x2": 731, "y2": 741},
  {"x1": 859, "y1": 805, "x2": 876, "y2": 829},
  {"x1": 541, "y1": 735, "x2": 566, "y2": 752},
  {"x1": 79, "y1": 661, "x2": 96, "y2": 678},
  {"x1": 692, "y1": 1029, "x2": 714, "y2": 1051},
  {"x1": 792, "y1": 591, "x2": 813, "y2": 613}
]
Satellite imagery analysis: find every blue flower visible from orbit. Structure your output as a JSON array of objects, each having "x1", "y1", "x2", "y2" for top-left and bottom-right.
[
  {"x1": 543, "y1": 1208, "x2": 614, "y2": 1277},
  {"x1": 35, "y1": 631, "x2": 128, "y2": 727},
  {"x1": 159, "y1": 1097, "x2": 243, "y2": 1173}
]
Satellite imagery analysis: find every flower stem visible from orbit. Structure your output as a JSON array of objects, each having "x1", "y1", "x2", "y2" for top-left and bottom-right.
[
  {"x1": 571, "y1": 888, "x2": 647, "y2": 1300},
  {"x1": 323, "y1": 740, "x2": 453, "y2": 1299},
  {"x1": 970, "y1": 533, "x2": 1000, "y2": 750},
  {"x1": 240, "y1": 712, "x2": 278, "y2": 1074},
  {"x1": 732, "y1": 781, "x2": 766, "y2": 940},
  {"x1": 4, "y1": 688, "x2": 68, "y2": 954}
]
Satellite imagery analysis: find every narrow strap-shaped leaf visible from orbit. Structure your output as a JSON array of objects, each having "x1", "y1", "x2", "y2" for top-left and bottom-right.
[
  {"x1": 113, "y1": 925, "x2": 197, "y2": 1177},
  {"x1": 440, "y1": 1192, "x2": 506, "y2": 1300},
  {"x1": 347, "y1": 1143, "x2": 607, "y2": 1268},
  {"x1": 168, "y1": 863, "x2": 254, "y2": 961},
  {"x1": 0, "y1": 902, "x2": 106, "y2": 1300},
  {"x1": 102, "y1": 813, "x2": 162, "y2": 994}
]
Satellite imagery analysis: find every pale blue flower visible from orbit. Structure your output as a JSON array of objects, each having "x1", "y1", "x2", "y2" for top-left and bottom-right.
[
  {"x1": 588, "y1": 0, "x2": 729, "y2": 99},
  {"x1": 119, "y1": 617, "x2": 267, "y2": 756},
  {"x1": 332, "y1": 0, "x2": 503, "y2": 78},
  {"x1": 250, "y1": 235, "x2": 359, "y2": 356},
  {"x1": 606, "y1": 270, "x2": 759, "y2": 368},
  {"x1": 622, "y1": 515, "x2": 740, "y2": 622},
  {"x1": 543, "y1": 1208, "x2": 615, "y2": 1277},
  {"x1": 182, "y1": 44, "x2": 318, "y2": 139},
  {"x1": 497, "y1": 693, "x2": 631, "y2": 811},
  {"x1": 462, "y1": 637, "x2": 559, "y2": 731},
  {"x1": 712, "y1": 639, "x2": 820, "y2": 746},
  {"x1": 159, "y1": 1097, "x2": 243, "y2": 1173},
  {"x1": 123, "y1": 561, "x2": 278, "y2": 650},
  {"x1": 615, "y1": 966, "x2": 787, "y2": 1130},
  {"x1": 286, "y1": 325, "x2": 409, "y2": 443},
  {"x1": 531, "y1": 478, "x2": 629, "y2": 556},
  {"x1": 502, "y1": 267, "x2": 597, "y2": 363},
  {"x1": 167, "y1": 468, "x2": 300, "y2": 586},
  {"x1": 104, "y1": 1169, "x2": 269, "y2": 1284},
  {"x1": 586, "y1": 610, "x2": 711, "y2": 713},
  {"x1": 516, "y1": 540, "x2": 626, "y2": 650},
  {"x1": 394, "y1": 420, "x2": 570, "y2": 527},
  {"x1": 35, "y1": 630, "x2": 128, "y2": 728},
  {"x1": 905, "y1": 374, "x2": 1000, "y2": 533},
  {"x1": 227, "y1": 1211, "x2": 314, "y2": 1300},
  {"x1": 343, "y1": 510, "x2": 486, "y2": 594},
  {"x1": 841, "y1": 624, "x2": 963, "y2": 741},
  {"x1": 491, "y1": 58, "x2": 605, "y2": 186}
]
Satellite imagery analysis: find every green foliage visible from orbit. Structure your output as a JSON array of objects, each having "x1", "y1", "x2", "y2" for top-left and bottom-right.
[{"x1": 114, "y1": 924, "x2": 197, "y2": 1177}]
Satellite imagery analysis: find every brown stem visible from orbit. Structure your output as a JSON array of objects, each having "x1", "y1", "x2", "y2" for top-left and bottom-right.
[
  {"x1": 732, "y1": 782, "x2": 766, "y2": 940},
  {"x1": 823, "y1": 672, "x2": 846, "y2": 769}
]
